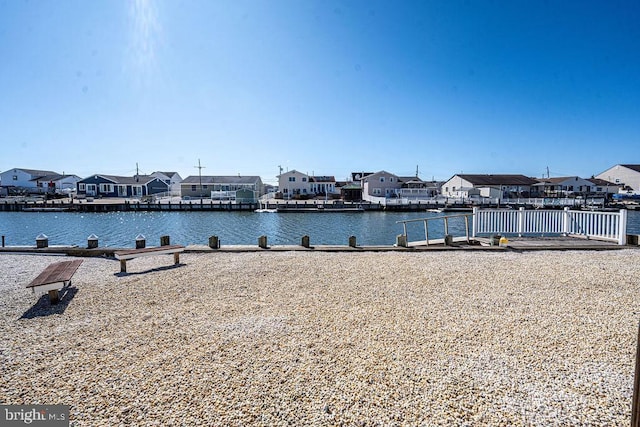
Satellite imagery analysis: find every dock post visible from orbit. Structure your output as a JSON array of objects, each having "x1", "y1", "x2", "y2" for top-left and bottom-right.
[
  {"x1": 36, "y1": 233, "x2": 48, "y2": 249},
  {"x1": 396, "y1": 234, "x2": 408, "y2": 247},
  {"x1": 136, "y1": 234, "x2": 146, "y2": 249},
  {"x1": 208, "y1": 236, "x2": 220, "y2": 249},
  {"x1": 1, "y1": 235, "x2": 4, "y2": 247},
  {"x1": 348, "y1": 235, "x2": 357, "y2": 248},
  {"x1": 301, "y1": 235, "x2": 310, "y2": 248},
  {"x1": 258, "y1": 235, "x2": 268, "y2": 249},
  {"x1": 160, "y1": 235, "x2": 170, "y2": 246},
  {"x1": 87, "y1": 234, "x2": 99, "y2": 249}
]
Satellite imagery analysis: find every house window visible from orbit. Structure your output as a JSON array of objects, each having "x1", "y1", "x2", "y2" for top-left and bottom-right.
[
  {"x1": 203, "y1": 185, "x2": 208, "y2": 190},
  {"x1": 99, "y1": 184, "x2": 113, "y2": 193},
  {"x1": 390, "y1": 177, "x2": 394, "y2": 182},
  {"x1": 12, "y1": 175, "x2": 17, "y2": 181},
  {"x1": 380, "y1": 177, "x2": 385, "y2": 183},
  {"x1": 373, "y1": 188, "x2": 382, "y2": 195},
  {"x1": 79, "y1": 183, "x2": 85, "y2": 191},
  {"x1": 302, "y1": 177, "x2": 307, "y2": 182},
  {"x1": 597, "y1": 187, "x2": 602, "y2": 192},
  {"x1": 289, "y1": 177, "x2": 296, "y2": 182},
  {"x1": 191, "y1": 185, "x2": 197, "y2": 191}
]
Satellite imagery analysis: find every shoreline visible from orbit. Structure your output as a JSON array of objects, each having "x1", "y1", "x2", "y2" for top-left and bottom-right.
[{"x1": 1, "y1": 250, "x2": 638, "y2": 425}]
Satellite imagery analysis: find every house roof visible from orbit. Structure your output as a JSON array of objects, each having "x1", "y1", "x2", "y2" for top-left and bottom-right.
[
  {"x1": 310, "y1": 176, "x2": 336, "y2": 182},
  {"x1": 30, "y1": 173, "x2": 63, "y2": 182},
  {"x1": 588, "y1": 178, "x2": 617, "y2": 186},
  {"x1": 153, "y1": 171, "x2": 180, "y2": 178},
  {"x1": 79, "y1": 174, "x2": 162, "y2": 185},
  {"x1": 621, "y1": 165, "x2": 640, "y2": 173},
  {"x1": 11, "y1": 168, "x2": 58, "y2": 177},
  {"x1": 182, "y1": 175, "x2": 261, "y2": 185},
  {"x1": 457, "y1": 174, "x2": 537, "y2": 186}
]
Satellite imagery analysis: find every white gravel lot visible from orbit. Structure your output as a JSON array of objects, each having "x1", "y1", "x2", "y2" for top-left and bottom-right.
[{"x1": 1, "y1": 250, "x2": 639, "y2": 426}]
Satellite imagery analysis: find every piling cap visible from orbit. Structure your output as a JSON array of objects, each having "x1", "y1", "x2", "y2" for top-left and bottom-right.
[
  {"x1": 136, "y1": 234, "x2": 146, "y2": 240},
  {"x1": 36, "y1": 233, "x2": 48, "y2": 240},
  {"x1": 88, "y1": 234, "x2": 98, "y2": 240}
]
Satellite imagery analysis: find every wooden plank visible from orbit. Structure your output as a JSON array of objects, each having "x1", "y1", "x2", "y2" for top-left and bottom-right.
[
  {"x1": 26, "y1": 260, "x2": 82, "y2": 288},
  {"x1": 114, "y1": 245, "x2": 185, "y2": 260}
]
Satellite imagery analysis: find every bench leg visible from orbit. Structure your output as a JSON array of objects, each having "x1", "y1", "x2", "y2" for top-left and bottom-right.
[
  {"x1": 48, "y1": 289, "x2": 60, "y2": 304},
  {"x1": 120, "y1": 259, "x2": 127, "y2": 273},
  {"x1": 174, "y1": 253, "x2": 180, "y2": 265}
]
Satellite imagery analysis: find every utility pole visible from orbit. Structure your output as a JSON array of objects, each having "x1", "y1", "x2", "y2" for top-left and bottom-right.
[
  {"x1": 195, "y1": 159, "x2": 205, "y2": 194},
  {"x1": 416, "y1": 165, "x2": 419, "y2": 177}
]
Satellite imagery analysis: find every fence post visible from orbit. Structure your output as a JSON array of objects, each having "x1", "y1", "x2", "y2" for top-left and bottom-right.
[
  {"x1": 518, "y1": 207, "x2": 525, "y2": 237},
  {"x1": 619, "y1": 209, "x2": 628, "y2": 246},
  {"x1": 562, "y1": 207, "x2": 570, "y2": 236},
  {"x1": 472, "y1": 207, "x2": 478, "y2": 238}
]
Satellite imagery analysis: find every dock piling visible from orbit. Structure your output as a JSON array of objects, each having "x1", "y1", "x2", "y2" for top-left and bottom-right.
[
  {"x1": 160, "y1": 235, "x2": 170, "y2": 246},
  {"x1": 208, "y1": 236, "x2": 220, "y2": 249},
  {"x1": 258, "y1": 235, "x2": 268, "y2": 249}
]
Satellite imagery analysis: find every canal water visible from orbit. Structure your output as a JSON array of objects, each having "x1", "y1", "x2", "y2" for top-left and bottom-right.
[{"x1": 1, "y1": 210, "x2": 639, "y2": 248}]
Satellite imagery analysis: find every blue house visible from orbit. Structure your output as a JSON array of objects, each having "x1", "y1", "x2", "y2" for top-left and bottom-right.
[{"x1": 76, "y1": 174, "x2": 169, "y2": 198}]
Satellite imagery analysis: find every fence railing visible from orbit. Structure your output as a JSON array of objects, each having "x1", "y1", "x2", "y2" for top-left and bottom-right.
[{"x1": 472, "y1": 207, "x2": 627, "y2": 245}]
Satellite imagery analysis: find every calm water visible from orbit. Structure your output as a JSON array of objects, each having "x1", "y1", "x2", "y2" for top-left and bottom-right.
[{"x1": 1, "y1": 210, "x2": 639, "y2": 247}]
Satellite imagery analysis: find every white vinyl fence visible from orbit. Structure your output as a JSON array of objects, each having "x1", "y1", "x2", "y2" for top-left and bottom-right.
[{"x1": 472, "y1": 207, "x2": 628, "y2": 245}]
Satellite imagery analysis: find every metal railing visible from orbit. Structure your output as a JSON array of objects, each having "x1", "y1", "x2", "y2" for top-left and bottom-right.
[{"x1": 396, "y1": 213, "x2": 473, "y2": 246}]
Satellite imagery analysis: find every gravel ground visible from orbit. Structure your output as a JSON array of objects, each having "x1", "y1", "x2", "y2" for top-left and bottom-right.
[{"x1": 1, "y1": 250, "x2": 639, "y2": 426}]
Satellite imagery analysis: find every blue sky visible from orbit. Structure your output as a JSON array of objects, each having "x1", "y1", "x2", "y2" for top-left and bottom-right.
[{"x1": 1, "y1": 0, "x2": 638, "y2": 184}]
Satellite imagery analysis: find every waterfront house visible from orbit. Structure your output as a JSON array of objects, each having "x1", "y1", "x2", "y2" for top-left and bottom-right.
[
  {"x1": 531, "y1": 176, "x2": 598, "y2": 198},
  {"x1": 151, "y1": 171, "x2": 183, "y2": 195},
  {"x1": 441, "y1": 174, "x2": 537, "y2": 200},
  {"x1": 309, "y1": 175, "x2": 338, "y2": 197},
  {"x1": 596, "y1": 164, "x2": 640, "y2": 194},
  {"x1": 180, "y1": 175, "x2": 264, "y2": 201},
  {"x1": 361, "y1": 171, "x2": 403, "y2": 201},
  {"x1": 0, "y1": 168, "x2": 64, "y2": 194},
  {"x1": 587, "y1": 177, "x2": 621, "y2": 197},
  {"x1": 277, "y1": 170, "x2": 311, "y2": 199},
  {"x1": 397, "y1": 176, "x2": 443, "y2": 199},
  {"x1": 76, "y1": 174, "x2": 169, "y2": 198}
]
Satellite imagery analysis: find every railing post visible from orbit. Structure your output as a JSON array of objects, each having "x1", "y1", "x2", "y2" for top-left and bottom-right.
[
  {"x1": 518, "y1": 207, "x2": 525, "y2": 237},
  {"x1": 472, "y1": 207, "x2": 478, "y2": 238},
  {"x1": 619, "y1": 209, "x2": 628, "y2": 246},
  {"x1": 562, "y1": 207, "x2": 570, "y2": 236}
]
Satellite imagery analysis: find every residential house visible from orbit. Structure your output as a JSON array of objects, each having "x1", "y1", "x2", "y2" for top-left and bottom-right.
[
  {"x1": 277, "y1": 170, "x2": 311, "y2": 199},
  {"x1": 151, "y1": 171, "x2": 183, "y2": 194},
  {"x1": 309, "y1": 176, "x2": 338, "y2": 196},
  {"x1": 0, "y1": 168, "x2": 80, "y2": 195},
  {"x1": 397, "y1": 176, "x2": 442, "y2": 199},
  {"x1": 180, "y1": 175, "x2": 264, "y2": 201},
  {"x1": 587, "y1": 177, "x2": 621, "y2": 197},
  {"x1": 596, "y1": 164, "x2": 640, "y2": 194},
  {"x1": 76, "y1": 174, "x2": 169, "y2": 198},
  {"x1": 531, "y1": 176, "x2": 597, "y2": 198},
  {"x1": 361, "y1": 171, "x2": 403, "y2": 200},
  {"x1": 441, "y1": 174, "x2": 537, "y2": 199}
]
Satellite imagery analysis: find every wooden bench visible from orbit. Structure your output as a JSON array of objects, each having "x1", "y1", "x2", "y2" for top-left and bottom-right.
[
  {"x1": 113, "y1": 245, "x2": 185, "y2": 273},
  {"x1": 26, "y1": 259, "x2": 83, "y2": 304}
]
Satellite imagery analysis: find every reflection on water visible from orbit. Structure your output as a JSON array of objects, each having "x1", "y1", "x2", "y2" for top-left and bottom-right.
[{"x1": 1, "y1": 210, "x2": 638, "y2": 247}]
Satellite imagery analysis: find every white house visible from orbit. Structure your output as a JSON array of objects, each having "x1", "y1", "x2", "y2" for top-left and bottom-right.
[
  {"x1": 277, "y1": 170, "x2": 311, "y2": 199},
  {"x1": 0, "y1": 168, "x2": 80, "y2": 194},
  {"x1": 596, "y1": 164, "x2": 640, "y2": 194},
  {"x1": 441, "y1": 174, "x2": 537, "y2": 199},
  {"x1": 309, "y1": 175, "x2": 338, "y2": 196},
  {"x1": 361, "y1": 171, "x2": 403, "y2": 200}
]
